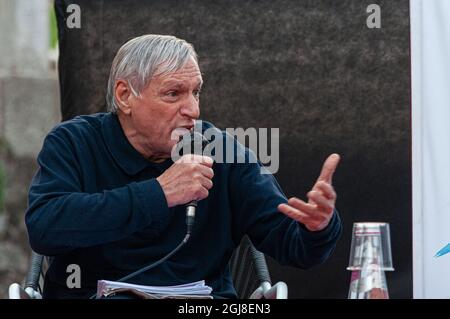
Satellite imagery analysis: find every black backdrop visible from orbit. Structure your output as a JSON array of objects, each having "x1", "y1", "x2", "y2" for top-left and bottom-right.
[{"x1": 55, "y1": 0, "x2": 411, "y2": 298}]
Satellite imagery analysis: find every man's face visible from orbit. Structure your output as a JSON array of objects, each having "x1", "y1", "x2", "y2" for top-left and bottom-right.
[{"x1": 127, "y1": 57, "x2": 203, "y2": 158}]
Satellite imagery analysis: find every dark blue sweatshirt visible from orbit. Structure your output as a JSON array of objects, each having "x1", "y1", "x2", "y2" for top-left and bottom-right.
[{"x1": 25, "y1": 112, "x2": 342, "y2": 298}]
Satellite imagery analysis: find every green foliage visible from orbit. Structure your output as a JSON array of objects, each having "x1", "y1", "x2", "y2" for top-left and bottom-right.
[{"x1": 50, "y1": 6, "x2": 58, "y2": 49}]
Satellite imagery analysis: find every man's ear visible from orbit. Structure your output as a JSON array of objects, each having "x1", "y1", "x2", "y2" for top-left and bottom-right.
[{"x1": 114, "y1": 80, "x2": 134, "y2": 115}]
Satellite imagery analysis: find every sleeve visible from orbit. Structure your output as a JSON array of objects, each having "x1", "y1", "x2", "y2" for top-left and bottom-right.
[
  {"x1": 25, "y1": 131, "x2": 172, "y2": 256},
  {"x1": 229, "y1": 147, "x2": 342, "y2": 269}
]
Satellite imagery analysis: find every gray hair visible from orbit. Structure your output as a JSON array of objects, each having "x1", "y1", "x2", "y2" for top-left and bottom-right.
[{"x1": 106, "y1": 34, "x2": 198, "y2": 113}]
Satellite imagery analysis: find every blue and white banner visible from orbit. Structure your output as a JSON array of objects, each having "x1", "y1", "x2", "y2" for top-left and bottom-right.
[{"x1": 411, "y1": 0, "x2": 450, "y2": 298}]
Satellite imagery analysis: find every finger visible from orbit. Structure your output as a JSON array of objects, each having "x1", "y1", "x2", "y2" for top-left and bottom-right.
[
  {"x1": 307, "y1": 191, "x2": 333, "y2": 213},
  {"x1": 316, "y1": 153, "x2": 340, "y2": 184},
  {"x1": 198, "y1": 156, "x2": 214, "y2": 167},
  {"x1": 313, "y1": 181, "x2": 336, "y2": 200},
  {"x1": 199, "y1": 176, "x2": 213, "y2": 190},
  {"x1": 198, "y1": 165, "x2": 214, "y2": 179},
  {"x1": 278, "y1": 203, "x2": 309, "y2": 223},
  {"x1": 179, "y1": 154, "x2": 214, "y2": 167},
  {"x1": 287, "y1": 197, "x2": 317, "y2": 215},
  {"x1": 289, "y1": 197, "x2": 329, "y2": 222},
  {"x1": 178, "y1": 154, "x2": 197, "y2": 163},
  {"x1": 194, "y1": 187, "x2": 209, "y2": 201}
]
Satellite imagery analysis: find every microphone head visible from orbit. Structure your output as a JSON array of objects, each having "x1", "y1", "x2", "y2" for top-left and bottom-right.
[{"x1": 178, "y1": 131, "x2": 210, "y2": 156}]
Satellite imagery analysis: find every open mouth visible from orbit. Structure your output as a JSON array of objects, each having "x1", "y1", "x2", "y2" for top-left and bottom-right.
[
  {"x1": 180, "y1": 124, "x2": 194, "y2": 131},
  {"x1": 171, "y1": 127, "x2": 192, "y2": 142}
]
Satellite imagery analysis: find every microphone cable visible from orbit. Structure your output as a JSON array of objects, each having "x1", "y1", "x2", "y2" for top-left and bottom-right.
[{"x1": 89, "y1": 223, "x2": 192, "y2": 299}]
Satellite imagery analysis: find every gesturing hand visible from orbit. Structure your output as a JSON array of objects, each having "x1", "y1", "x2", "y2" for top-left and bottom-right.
[{"x1": 278, "y1": 154, "x2": 340, "y2": 231}]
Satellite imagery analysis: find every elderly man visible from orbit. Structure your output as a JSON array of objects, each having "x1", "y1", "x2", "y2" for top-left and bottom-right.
[{"x1": 26, "y1": 34, "x2": 342, "y2": 299}]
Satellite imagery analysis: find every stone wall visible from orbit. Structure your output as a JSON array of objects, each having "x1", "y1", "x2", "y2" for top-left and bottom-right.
[{"x1": 0, "y1": 0, "x2": 60, "y2": 298}]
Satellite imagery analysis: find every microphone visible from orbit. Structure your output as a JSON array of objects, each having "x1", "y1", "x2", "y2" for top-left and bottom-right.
[{"x1": 178, "y1": 131, "x2": 210, "y2": 234}]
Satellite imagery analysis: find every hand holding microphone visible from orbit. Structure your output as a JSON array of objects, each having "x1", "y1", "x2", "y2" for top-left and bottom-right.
[
  {"x1": 157, "y1": 131, "x2": 212, "y2": 235},
  {"x1": 156, "y1": 153, "x2": 214, "y2": 207}
]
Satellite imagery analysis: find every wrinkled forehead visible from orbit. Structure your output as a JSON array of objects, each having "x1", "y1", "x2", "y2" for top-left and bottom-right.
[{"x1": 156, "y1": 58, "x2": 203, "y2": 87}]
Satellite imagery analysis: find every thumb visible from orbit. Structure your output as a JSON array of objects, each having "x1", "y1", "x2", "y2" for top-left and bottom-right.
[{"x1": 316, "y1": 153, "x2": 340, "y2": 184}]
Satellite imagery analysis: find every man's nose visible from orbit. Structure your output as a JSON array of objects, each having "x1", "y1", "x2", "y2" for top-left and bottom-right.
[{"x1": 180, "y1": 95, "x2": 200, "y2": 119}]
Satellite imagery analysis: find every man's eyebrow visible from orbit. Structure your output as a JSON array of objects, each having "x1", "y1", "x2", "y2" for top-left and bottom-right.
[
  {"x1": 160, "y1": 81, "x2": 185, "y2": 89},
  {"x1": 161, "y1": 80, "x2": 203, "y2": 89}
]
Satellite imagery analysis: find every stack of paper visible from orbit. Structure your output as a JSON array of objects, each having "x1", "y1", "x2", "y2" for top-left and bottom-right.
[{"x1": 96, "y1": 279, "x2": 213, "y2": 299}]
